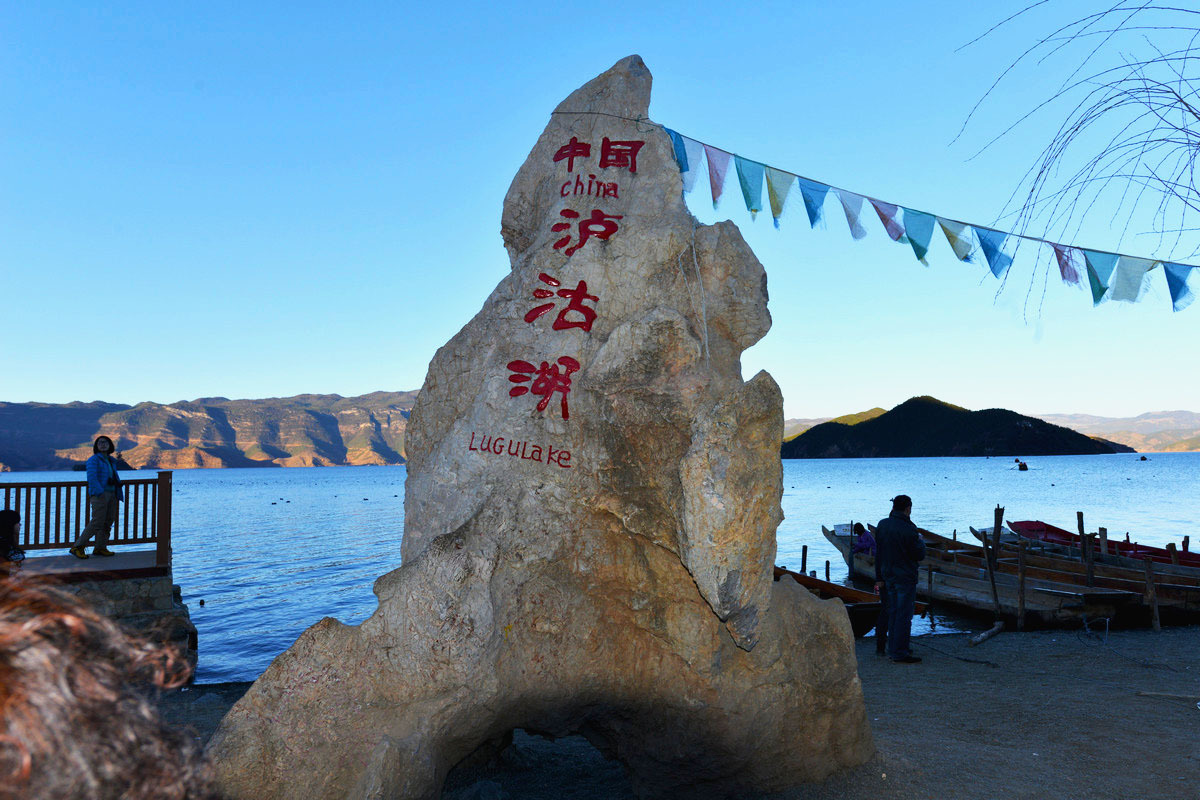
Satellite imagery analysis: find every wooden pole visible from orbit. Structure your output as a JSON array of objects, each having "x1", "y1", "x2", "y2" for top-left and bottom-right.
[
  {"x1": 1017, "y1": 540, "x2": 1027, "y2": 632},
  {"x1": 825, "y1": 560, "x2": 831, "y2": 582},
  {"x1": 1167, "y1": 543, "x2": 1180, "y2": 566},
  {"x1": 1143, "y1": 557, "x2": 1162, "y2": 632},
  {"x1": 1184, "y1": 536, "x2": 1190, "y2": 553},
  {"x1": 991, "y1": 505, "x2": 1003, "y2": 561},
  {"x1": 155, "y1": 471, "x2": 173, "y2": 569},
  {"x1": 1085, "y1": 534, "x2": 1096, "y2": 587},
  {"x1": 1099, "y1": 526, "x2": 1108, "y2": 556},
  {"x1": 1076, "y1": 511, "x2": 1086, "y2": 562},
  {"x1": 801, "y1": 545, "x2": 808, "y2": 575},
  {"x1": 969, "y1": 621, "x2": 1005, "y2": 647},
  {"x1": 982, "y1": 507, "x2": 1003, "y2": 621}
]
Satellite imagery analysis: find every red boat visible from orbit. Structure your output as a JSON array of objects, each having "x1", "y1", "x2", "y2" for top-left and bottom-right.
[{"x1": 1009, "y1": 520, "x2": 1200, "y2": 570}]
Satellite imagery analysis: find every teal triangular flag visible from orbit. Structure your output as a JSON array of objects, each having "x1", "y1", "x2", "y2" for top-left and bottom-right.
[
  {"x1": 902, "y1": 208, "x2": 935, "y2": 264},
  {"x1": 975, "y1": 228, "x2": 1012, "y2": 278},
  {"x1": 1082, "y1": 249, "x2": 1119, "y2": 305},
  {"x1": 735, "y1": 157, "x2": 765, "y2": 219},
  {"x1": 1164, "y1": 262, "x2": 1196, "y2": 312},
  {"x1": 796, "y1": 178, "x2": 829, "y2": 228}
]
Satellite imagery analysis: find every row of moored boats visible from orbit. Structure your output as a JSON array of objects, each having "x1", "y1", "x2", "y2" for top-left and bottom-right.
[{"x1": 813, "y1": 519, "x2": 1200, "y2": 630}]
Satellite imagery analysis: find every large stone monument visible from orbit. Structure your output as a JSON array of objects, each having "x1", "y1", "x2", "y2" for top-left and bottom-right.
[{"x1": 209, "y1": 55, "x2": 873, "y2": 799}]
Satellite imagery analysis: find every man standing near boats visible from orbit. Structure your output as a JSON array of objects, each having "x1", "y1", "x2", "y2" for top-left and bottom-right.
[{"x1": 876, "y1": 494, "x2": 925, "y2": 664}]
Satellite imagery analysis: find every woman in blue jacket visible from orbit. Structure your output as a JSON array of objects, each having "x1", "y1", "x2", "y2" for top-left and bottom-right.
[{"x1": 69, "y1": 436, "x2": 122, "y2": 558}]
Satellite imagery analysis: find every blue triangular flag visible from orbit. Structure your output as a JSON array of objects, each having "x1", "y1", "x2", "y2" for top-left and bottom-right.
[
  {"x1": 664, "y1": 128, "x2": 689, "y2": 173},
  {"x1": 663, "y1": 128, "x2": 704, "y2": 193},
  {"x1": 796, "y1": 178, "x2": 829, "y2": 228},
  {"x1": 1164, "y1": 262, "x2": 1196, "y2": 312},
  {"x1": 975, "y1": 228, "x2": 1012, "y2": 278}
]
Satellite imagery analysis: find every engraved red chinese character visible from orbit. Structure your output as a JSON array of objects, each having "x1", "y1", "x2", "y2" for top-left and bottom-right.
[
  {"x1": 599, "y1": 137, "x2": 644, "y2": 173},
  {"x1": 551, "y1": 208, "x2": 623, "y2": 257},
  {"x1": 553, "y1": 136, "x2": 591, "y2": 172},
  {"x1": 524, "y1": 272, "x2": 599, "y2": 332},
  {"x1": 507, "y1": 356, "x2": 580, "y2": 420}
]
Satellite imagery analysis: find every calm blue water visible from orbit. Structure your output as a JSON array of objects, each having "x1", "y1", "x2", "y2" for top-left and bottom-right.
[{"x1": 5, "y1": 452, "x2": 1198, "y2": 682}]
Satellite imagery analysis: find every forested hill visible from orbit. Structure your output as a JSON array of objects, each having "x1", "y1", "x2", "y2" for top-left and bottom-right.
[
  {"x1": 781, "y1": 396, "x2": 1135, "y2": 459},
  {"x1": 0, "y1": 391, "x2": 419, "y2": 471}
]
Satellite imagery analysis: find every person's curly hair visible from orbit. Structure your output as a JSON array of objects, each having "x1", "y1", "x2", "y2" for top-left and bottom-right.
[{"x1": 0, "y1": 578, "x2": 220, "y2": 799}]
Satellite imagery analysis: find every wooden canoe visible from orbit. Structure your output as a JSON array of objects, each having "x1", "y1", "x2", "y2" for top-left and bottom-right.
[
  {"x1": 1009, "y1": 520, "x2": 1200, "y2": 571},
  {"x1": 933, "y1": 530, "x2": 1200, "y2": 616},
  {"x1": 966, "y1": 527, "x2": 1200, "y2": 588},
  {"x1": 773, "y1": 565, "x2": 883, "y2": 638},
  {"x1": 824, "y1": 523, "x2": 1145, "y2": 626}
]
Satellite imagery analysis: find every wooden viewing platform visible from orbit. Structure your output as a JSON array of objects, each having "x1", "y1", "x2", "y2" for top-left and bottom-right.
[
  {"x1": 15, "y1": 550, "x2": 168, "y2": 582},
  {"x1": 3, "y1": 471, "x2": 173, "y2": 579}
]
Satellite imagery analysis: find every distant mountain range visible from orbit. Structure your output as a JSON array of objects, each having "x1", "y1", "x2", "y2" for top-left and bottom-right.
[
  {"x1": 1033, "y1": 411, "x2": 1200, "y2": 452},
  {"x1": 0, "y1": 392, "x2": 418, "y2": 472},
  {"x1": 781, "y1": 396, "x2": 1136, "y2": 458},
  {"x1": 3, "y1": 392, "x2": 1193, "y2": 472}
]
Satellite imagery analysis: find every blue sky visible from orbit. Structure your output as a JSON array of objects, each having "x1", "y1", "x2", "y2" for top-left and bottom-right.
[{"x1": 3, "y1": 1, "x2": 1196, "y2": 418}]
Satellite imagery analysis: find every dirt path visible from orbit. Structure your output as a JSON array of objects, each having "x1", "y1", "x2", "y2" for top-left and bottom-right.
[{"x1": 162, "y1": 626, "x2": 1200, "y2": 799}]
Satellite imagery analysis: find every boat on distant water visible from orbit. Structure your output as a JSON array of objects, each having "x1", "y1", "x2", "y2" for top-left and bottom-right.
[
  {"x1": 1007, "y1": 520, "x2": 1200, "y2": 572},
  {"x1": 822, "y1": 523, "x2": 1150, "y2": 627},
  {"x1": 772, "y1": 565, "x2": 885, "y2": 638}
]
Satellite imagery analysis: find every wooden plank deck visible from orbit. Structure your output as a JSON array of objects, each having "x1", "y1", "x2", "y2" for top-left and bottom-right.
[{"x1": 14, "y1": 549, "x2": 168, "y2": 583}]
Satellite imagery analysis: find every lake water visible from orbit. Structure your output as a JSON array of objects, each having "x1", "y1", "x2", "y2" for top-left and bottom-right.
[{"x1": 5, "y1": 452, "x2": 1198, "y2": 683}]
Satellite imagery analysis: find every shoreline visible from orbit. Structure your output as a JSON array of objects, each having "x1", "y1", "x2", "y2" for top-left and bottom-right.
[{"x1": 161, "y1": 626, "x2": 1200, "y2": 799}]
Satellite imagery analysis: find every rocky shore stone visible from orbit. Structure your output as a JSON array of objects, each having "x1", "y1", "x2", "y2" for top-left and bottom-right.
[
  {"x1": 208, "y1": 55, "x2": 873, "y2": 799},
  {"x1": 63, "y1": 575, "x2": 198, "y2": 671}
]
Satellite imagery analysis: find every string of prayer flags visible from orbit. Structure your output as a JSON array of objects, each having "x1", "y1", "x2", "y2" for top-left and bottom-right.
[
  {"x1": 661, "y1": 126, "x2": 1196, "y2": 311},
  {"x1": 735, "y1": 157, "x2": 765, "y2": 220},
  {"x1": 1164, "y1": 263, "x2": 1196, "y2": 312},
  {"x1": 938, "y1": 218, "x2": 975, "y2": 263},
  {"x1": 765, "y1": 167, "x2": 794, "y2": 228},
  {"x1": 837, "y1": 190, "x2": 869, "y2": 240}
]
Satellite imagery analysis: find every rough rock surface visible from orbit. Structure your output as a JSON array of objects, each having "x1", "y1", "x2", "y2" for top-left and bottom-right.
[{"x1": 208, "y1": 55, "x2": 873, "y2": 799}]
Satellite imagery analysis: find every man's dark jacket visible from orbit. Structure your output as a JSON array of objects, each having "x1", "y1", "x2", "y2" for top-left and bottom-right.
[{"x1": 875, "y1": 511, "x2": 926, "y2": 586}]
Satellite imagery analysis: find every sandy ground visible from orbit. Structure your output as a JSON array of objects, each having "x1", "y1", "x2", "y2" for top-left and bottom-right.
[{"x1": 161, "y1": 626, "x2": 1200, "y2": 799}]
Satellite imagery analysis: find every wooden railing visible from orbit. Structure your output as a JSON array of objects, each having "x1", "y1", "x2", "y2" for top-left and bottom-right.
[{"x1": 2, "y1": 471, "x2": 173, "y2": 567}]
